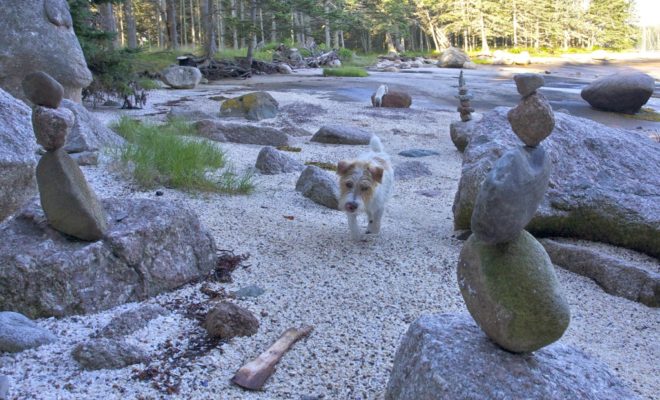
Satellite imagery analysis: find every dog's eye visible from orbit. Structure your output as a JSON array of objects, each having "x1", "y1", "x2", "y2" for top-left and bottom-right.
[
  {"x1": 361, "y1": 186, "x2": 370, "y2": 192},
  {"x1": 345, "y1": 182, "x2": 353, "y2": 189}
]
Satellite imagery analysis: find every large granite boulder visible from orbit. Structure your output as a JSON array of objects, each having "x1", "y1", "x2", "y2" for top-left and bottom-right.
[
  {"x1": 255, "y1": 146, "x2": 304, "y2": 174},
  {"x1": 0, "y1": 0, "x2": 92, "y2": 102},
  {"x1": 220, "y1": 92, "x2": 279, "y2": 121},
  {"x1": 385, "y1": 313, "x2": 638, "y2": 400},
  {"x1": 458, "y1": 231, "x2": 570, "y2": 353},
  {"x1": 453, "y1": 107, "x2": 660, "y2": 258},
  {"x1": 0, "y1": 89, "x2": 37, "y2": 222},
  {"x1": 0, "y1": 198, "x2": 217, "y2": 318},
  {"x1": 437, "y1": 47, "x2": 470, "y2": 68},
  {"x1": 581, "y1": 70, "x2": 655, "y2": 114},
  {"x1": 194, "y1": 120, "x2": 291, "y2": 146},
  {"x1": 60, "y1": 99, "x2": 125, "y2": 154},
  {"x1": 370, "y1": 90, "x2": 412, "y2": 108},
  {"x1": 160, "y1": 66, "x2": 202, "y2": 89}
]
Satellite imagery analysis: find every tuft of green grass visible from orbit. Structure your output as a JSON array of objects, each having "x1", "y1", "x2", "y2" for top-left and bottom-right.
[
  {"x1": 344, "y1": 53, "x2": 378, "y2": 68},
  {"x1": 276, "y1": 145, "x2": 302, "y2": 152},
  {"x1": 111, "y1": 117, "x2": 254, "y2": 194},
  {"x1": 322, "y1": 67, "x2": 369, "y2": 77},
  {"x1": 305, "y1": 161, "x2": 337, "y2": 171}
]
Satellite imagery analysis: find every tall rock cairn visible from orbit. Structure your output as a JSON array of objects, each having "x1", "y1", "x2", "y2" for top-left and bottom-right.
[
  {"x1": 456, "y1": 71, "x2": 473, "y2": 122},
  {"x1": 22, "y1": 71, "x2": 108, "y2": 241},
  {"x1": 456, "y1": 73, "x2": 570, "y2": 353}
]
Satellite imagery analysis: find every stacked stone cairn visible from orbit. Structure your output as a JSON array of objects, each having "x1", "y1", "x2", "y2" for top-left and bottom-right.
[
  {"x1": 22, "y1": 71, "x2": 108, "y2": 241},
  {"x1": 456, "y1": 71, "x2": 473, "y2": 122},
  {"x1": 457, "y1": 73, "x2": 570, "y2": 353}
]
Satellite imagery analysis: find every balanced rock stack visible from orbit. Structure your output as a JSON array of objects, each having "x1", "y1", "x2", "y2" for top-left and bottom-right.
[
  {"x1": 22, "y1": 71, "x2": 108, "y2": 241},
  {"x1": 456, "y1": 71, "x2": 473, "y2": 122},
  {"x1": 457, "y1": 73, "x2": 570, "y2": 353}
]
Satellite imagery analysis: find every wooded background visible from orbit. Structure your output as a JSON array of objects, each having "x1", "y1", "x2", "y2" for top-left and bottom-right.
[{"x1": 76, "y1": 0, "x2": 659, "y2": 55}]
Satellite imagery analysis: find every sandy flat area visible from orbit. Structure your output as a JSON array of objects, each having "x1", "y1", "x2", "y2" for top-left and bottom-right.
[{"x1": 1, "y1": 68, "x2": 658, "y2": 400}]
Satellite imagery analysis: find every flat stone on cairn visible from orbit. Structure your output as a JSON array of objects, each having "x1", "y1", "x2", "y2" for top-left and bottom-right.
[
  {"x1": 471, "y1": 146, "x2": 551, "y2": 244},
  {"x1": 507, "y1": 92, "x2": 555, "y2": 147},
  {"x1": 22, "y1": 71, "x2": 64, "y2": 109},
  {"x1": 457, "y1": 231, "x2": 571, "y2": 353},
  {"x1": 32, "y1": 106, "x2": 74, "y2": 151},
  {"x1": 513, "y1": 73, "x2": 545, "y2": 97}
]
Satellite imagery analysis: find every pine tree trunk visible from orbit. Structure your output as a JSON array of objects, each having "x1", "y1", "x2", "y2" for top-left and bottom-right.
[
  {"x1": 240, "y1": 0, "x2": 246, "y2": 48},
  {"x1": 324, "y1": 1, "x2": 331, "y2": 47},
  {"x1": 245, "y1": 0, "x2": 257, "y2": 75},
  {"x1": 181, "y1": 0, "x2": 188, "y2": 46},
  {"x1": 201, "y1": 0, "x2": 216, "y2": 58},
  {"x1": 270, "y1": 15, "x2": 277, "y2": 43},
  {"x1": 232, "y1": 0, "x2": 239, "y2": 49},
  {"x1": 479, "y1": 12, "x2": 489, "y2": 53},
  {"x1": 218, "y1": 0, "x2": 225, "y2": 50},
  {"x1": 99, "y1": 3, "x2": 119, "y2": 49},
  {"x1": 190, "y1": 0, "x2": 196, "y2": 46},
  {"x1": 259, "y1": 8, "x2": 264, "y2": 43},
  {"x1": 513, "y1": 0, "x2": 518, "y2": 47},
  {"x1": 166, "y1": 0, "x2": 179, "y2": 49}
]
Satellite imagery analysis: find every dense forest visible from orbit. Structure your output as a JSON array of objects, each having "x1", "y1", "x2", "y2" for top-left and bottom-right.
[{"x1": 76, "y1": 0, "x2": 656, "y2": 56}]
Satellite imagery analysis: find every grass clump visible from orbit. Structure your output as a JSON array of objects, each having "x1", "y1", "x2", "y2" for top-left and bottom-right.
[
  {"x1": 112, "y1": 117, "x2": 254, "y2": 194},
  {"x1": 322, "y1": 67, "x2": 369, "y2": 77},
  {"x1": 623, "y1": 107, "x2": 660, "y2": 122},
  {"x1": 276, "y1": 145, "x2": 302, "y2": 152},
  {"x1": 305, "y1": 161, "x2": 337, "y2": 171}
]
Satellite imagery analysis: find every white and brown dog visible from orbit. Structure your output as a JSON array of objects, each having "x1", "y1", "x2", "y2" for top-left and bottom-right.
[{"x1": 337, "y1": 136, "x2": 394, "y2": 241}]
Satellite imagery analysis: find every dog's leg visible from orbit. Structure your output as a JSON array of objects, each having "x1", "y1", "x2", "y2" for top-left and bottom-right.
[
  {"x1": 347, "y1": 213, "x2": 361, "y2": 241},
  {"x1": 366, "y1": 208, "x2": 383, "y2": 234}
]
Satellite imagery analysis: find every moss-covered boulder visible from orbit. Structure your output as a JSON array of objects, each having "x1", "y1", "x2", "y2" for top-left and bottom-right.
[
  {"x1": 457, "y1": 231, "x2": 570, "y2": 353},
  {"x1": 220, "y1": 92, "x2": 279, "y2": 121}
]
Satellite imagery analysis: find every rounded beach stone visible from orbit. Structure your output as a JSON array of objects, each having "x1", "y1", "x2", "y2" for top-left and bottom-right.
[
  {"x1": 21, "y1": 71, "x2": 64, "y2": 109},
  {"x1": 507, "y1": 93, "x2": 555, "y2": 146},
  {"x1": 457, "y1": 231, "x2": 571, "y2": 353},
  {"x1": 513, "y1": 73, "x2": 545, "y2": 97},
  {"x1": 471, "y1": 145, "x2": 551, "y2": 244},
  {"x1": 31, "y1": 106, "x2": 74, "y2": 150}
]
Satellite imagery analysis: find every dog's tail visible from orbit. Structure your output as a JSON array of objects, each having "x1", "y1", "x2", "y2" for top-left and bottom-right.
[{"x1": 370, "y1": 135, "x2": 384, "y2": 152}]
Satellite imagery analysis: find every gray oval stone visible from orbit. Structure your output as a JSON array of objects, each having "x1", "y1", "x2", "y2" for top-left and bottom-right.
[
  {"x1": 471, "y1": 145, "x2": 551, "y2": 244},
  {"x1": 21, "y1": 71, "x2": 64, "y2": 109},
  {"x1": 513, "y1": 73, "x2": 545, "y2": 97},
  {"x1": 32, "y1": 106, "x2": 74, "y2": 150},
  {"x1": 507, "y1": 93, "x2": 555, "y2": 147},
  {"x1": 0, "y1": 311, "x2": 57, "y2": 353},
  {"x1": 457, "y1": 231, "x2": 571, "y2": 353}
]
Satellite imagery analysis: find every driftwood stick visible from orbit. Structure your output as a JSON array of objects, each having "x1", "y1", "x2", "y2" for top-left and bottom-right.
[{"x1": 231, "y1": 325, "x2": 313, "y2": 391}]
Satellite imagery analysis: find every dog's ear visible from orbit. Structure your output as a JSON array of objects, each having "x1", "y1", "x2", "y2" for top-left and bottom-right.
[
  {"x1": 369, "y1": 165, "x2": 384, "y2": 183},
  {"x1": 337, "y1": 160, "x2": 351, "y2": 175}
]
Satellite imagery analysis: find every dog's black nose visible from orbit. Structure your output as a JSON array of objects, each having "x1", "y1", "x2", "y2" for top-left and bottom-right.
[{"x1": 345, "y1": 202, "x2": 358, "y2": 212}]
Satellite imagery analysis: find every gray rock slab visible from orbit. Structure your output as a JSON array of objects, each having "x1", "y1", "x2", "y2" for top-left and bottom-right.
[
  {"x1": 69, "y1": 151, "x2": 99, "y2": 166},
  {"x1": 0, "y1": 0, "x2": 92, "y2": 101},
  {"x1": 0, "y1": 375, "x2": 8, "y2": 400},
  {"x1": 541, "y1": 239, "x2": 659, "y2": 307},
  {"x1": 581, "y1": 70, "x2": 655, "y2": 114},
  {"x1": 255, "y1": 146, "x2": 304, "y2": 174},
  {"x1": 385, "y1": 313, "x2": 638, "y2": 400},
  {"x1": 513, "y1": 73, "x2": 545, "y2": 97},
  {"x1": 0, "y1": 312, "x2": 57, "y2": 353},
  {"x1": 310, "y1": 125, "x2": 372, "y2": 145},
  {"x1": 204, "y1": 302, "x2": 259, "y2": 340},
  {"x1": 452, "y1": 107, "x2": 660, "y2": 258},
  {"x1": 458, "y1": 231, "x2": 571, "y2": 353},
  {"x1": 394, "y1": 161, "x2": 432, "y2": 180},
  {"x1": 161, "y1": 66, "x2": 202, "y2": 89},
  {"x1": 36, "y1": 148, "x2": 108, "y2": 241},
  {"x1": 0, "y1": 89, "x2": 37, "y2": 222},
  {"x1": 507, "y1": 92, "x2": 555, "y2": 146},
  {"x1": 21, "y1": 71, "x2": 64, "y2": 108},
  {"x1": 232, "y1": 284, "x2": 266, "y2": 298},
  {"x1": 72, "y1": 338, "x2": 148, "y2": 370},
  {"x1": 99, "y1": 305, "x2": 169, "y2": 338},
  {"x1": 194, "y1": 120, "x2": 290, "y2": 146},
  {"x1": 397, "y1": 149, "x2": 439, "y2": 158},
  {"x1": 471, "y1": 146, "x2": 551, "y2": 244},
  {"x1": 60, "y1": 99, "x2": 125, "y2": 153},
  {"x1": 295, "y1": 166, "x2": 339, "y2": 210},
  {"x1": 0, "y1": 198, "x2": 217, "y2": 318}
]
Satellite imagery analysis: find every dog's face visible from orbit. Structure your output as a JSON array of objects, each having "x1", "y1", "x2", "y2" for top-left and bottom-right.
[{"x1": 337, "y1": 160, "x2": 384, "y2": 213}]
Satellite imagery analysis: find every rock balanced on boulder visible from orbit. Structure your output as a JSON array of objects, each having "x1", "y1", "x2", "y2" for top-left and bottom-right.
[
  {"x1": 456, "y1": 71, "x2": 473, "y2": 122},
  {"x1": 22, "y1": 71, "x2": 108, "y2": 241},
  {"x1": 457, "y1": 73, "x2": 570, "y2": 353}
]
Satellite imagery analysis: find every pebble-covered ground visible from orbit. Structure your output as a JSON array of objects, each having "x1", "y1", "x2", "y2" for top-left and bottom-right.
[{"x1": 1, "y1": 72, "x2": 658, "y2": 400}]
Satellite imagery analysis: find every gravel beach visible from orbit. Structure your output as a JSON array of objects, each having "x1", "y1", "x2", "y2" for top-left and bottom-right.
[{"x1": 1, "y1": 70, "x2": 658, "y2": 400}]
